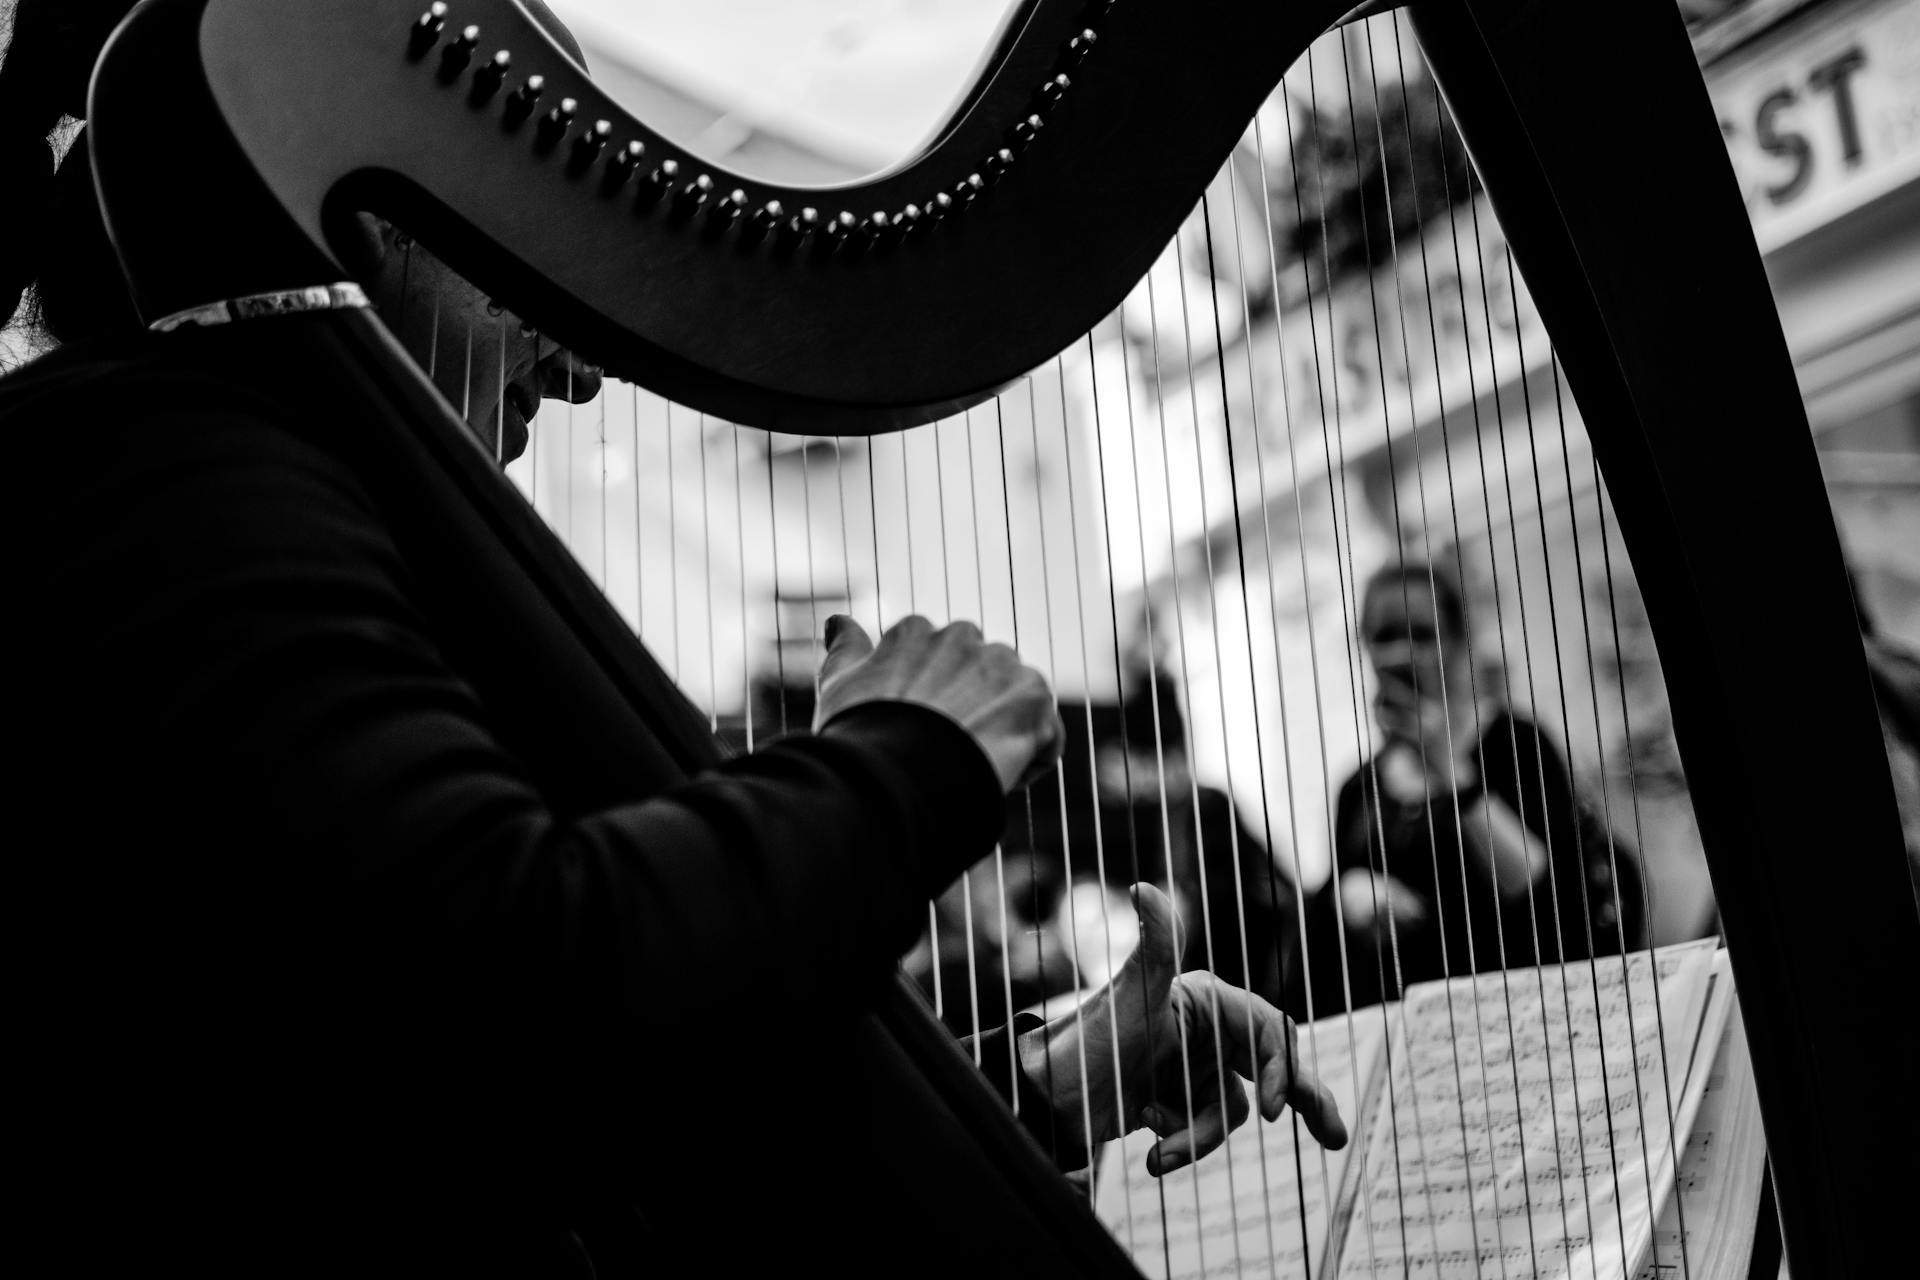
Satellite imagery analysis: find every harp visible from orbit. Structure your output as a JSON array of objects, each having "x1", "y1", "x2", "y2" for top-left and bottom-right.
[{"x1": 83, "y1": 0, "x2": 1916, "y2": 1274}]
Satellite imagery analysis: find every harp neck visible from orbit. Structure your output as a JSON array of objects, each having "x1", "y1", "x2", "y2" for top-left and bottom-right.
[{"x1": 92, "y1": 0, "x2": 1360, "y2": 433}]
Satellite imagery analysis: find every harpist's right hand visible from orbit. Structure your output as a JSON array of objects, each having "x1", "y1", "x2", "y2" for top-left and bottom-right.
[{"x1": 814, "y1": 614, "x2": 1065, "y2": 793}]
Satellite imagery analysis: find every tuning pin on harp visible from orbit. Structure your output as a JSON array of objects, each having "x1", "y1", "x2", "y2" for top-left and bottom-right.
[
  {"x1": 636, "y1": 157, "x2": 679, "y2": 209},
  {"x1": 1032, "y1": 73, "x2": 1071, "y2": 117},
  {"x1": 408, "y1": 3, "x2": 448, "y2": 59},
  {"x1": 569, "y1": 119, "x2": 612, "y2": 174},
  {"x1": 670, "y1": 174, "x2": 715, "y2": 223},
  {"x1": 536, "y1": 97, "x2": 577, "y2": 152},
  {"x1": 1060, "y1": 28, "x2": 1098, "y2": 69},
  {"x1": 438, "y1": 25, "x2": 480, "y2": 81},
  {"x1": 470, "y1": 50, "x2": 511, "y2": 103},
  {"x1": 921, "y1": 191, "x2": 954, "y2": 228},
  {"x1": 739, "y1": 199, "x2": 784, "y2": 249},
  {"x1": 816, "y1": 210, "x2": 859, "y2": 259},
  {"x1": 858, "y1": 210, "x2": 895, "y2": 251},
  {"x1": 503, "y1": 74, "x2": 544, "y2": 128},
  {"x1": 775, "y1": 206, "x2": 819, "y2": 256},
  {"x1": 952, "y1": 173, "x2": 985, "y2": 208},
  {"x1": 603, "y1": 140, "x2": 645, "y2": 193},
  {"x1": 891, "y1": 204, "x2": 921, "y2": 244},
  {"x1": 1007, "y1": 113, "x2": 1044, "y2": 154},
  {"x1": 705, "y1": 188, "x2": 748, "y2": 238}
]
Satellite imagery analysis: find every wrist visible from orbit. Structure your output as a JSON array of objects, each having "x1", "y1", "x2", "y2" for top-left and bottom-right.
[{"x1": 1013, "y1": 1015, "x2": 1095, "y2": 1171}]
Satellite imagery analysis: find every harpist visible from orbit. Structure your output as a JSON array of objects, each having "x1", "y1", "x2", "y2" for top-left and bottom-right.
[{"x1": 4, "y1": 2, "x2": 1343, "y2": 1273}]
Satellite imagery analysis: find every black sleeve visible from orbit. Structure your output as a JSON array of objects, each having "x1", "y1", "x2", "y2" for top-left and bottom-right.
[{"x1": 51, "y1": 406, "x2": 1005, "y2": 1061}]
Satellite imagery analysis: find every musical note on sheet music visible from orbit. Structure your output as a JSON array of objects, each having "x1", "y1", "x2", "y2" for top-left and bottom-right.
[{"x1": 1333, "y1": 940, "x2": 1725, "y2": 1280}]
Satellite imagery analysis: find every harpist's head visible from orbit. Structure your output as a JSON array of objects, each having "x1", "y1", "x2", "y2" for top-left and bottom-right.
[{"x1": 0, "y1": 0, "x2": 597, "y2": 463}]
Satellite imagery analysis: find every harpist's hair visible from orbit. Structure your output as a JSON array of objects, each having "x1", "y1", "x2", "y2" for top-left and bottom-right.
[{"x1": 0, "y1": 2, "x2": 142, "y2": 347}]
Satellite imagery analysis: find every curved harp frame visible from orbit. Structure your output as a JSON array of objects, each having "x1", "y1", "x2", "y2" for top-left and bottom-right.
[{"x1": 87, "y1": 0, "x2": 1918, "y2": 1274}]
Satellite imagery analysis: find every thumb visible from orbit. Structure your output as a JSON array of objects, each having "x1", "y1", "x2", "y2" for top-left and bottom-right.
[
  {"x1": 818, "y1": 614, "x2": 874, "y2": 685},
  {"x1": 1121, "y1": 882, "x2": 1181, "y2": 1008}
]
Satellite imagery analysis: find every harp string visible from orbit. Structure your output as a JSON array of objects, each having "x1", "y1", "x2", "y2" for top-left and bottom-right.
[
  {"x1": 1486, "y1": 226, "x2": 1598, "y2": 1261},
  {"x1": 565, "y1": 366, "x2": 577, "y2": 598},
  {"x1": 1588, "y1": 431, "x2": 1694, "y2": 1280},
  {"x1": 697, "y1": 414, "x2": 718, "y2": 731},
  {"x1": 632, "y1": 384, "x2": 645, "y2": 702},
  {"x1": 525, "y1": 335, "x2": 538, "y2": 520},
  {"x1": 597, "y1": 367, "x2": 608, "y2": 592},
  {"x1": 1332, "y1": 23, "x2": 1470, "y2": 1269},
  {"x1": 1379, "y1": 12, "x2": 1522, "y2": 1270},
  {"x1": 764, "y1": 440, "x2": 786, "y2": 737},
  {"x1": 1057, "y1": 341, "x2": 1163, "y2": 1253},
  {"x1": 1536, "y1": 357, "x2": 1644, "y2": 1269},
  {"x1": 865, "y1": 436, "x2": 884, "y2": 638},
  {"x1": 1170, "y1": 195, "x2": 1267, "y2": 1267},
  {"x1": 1369, "y1": 13, "x2": 1562, "y2": 1271},
  {"x1": 1302, "y1": 33, "x2": 1415, "y2": 1272},
  {"x1": 898, "y1": 429, "x2": 946, "y2": 1019},
  {"x1": 1018, "y1": 372, "x2": 1107, "y2": 1190},
  {"x1": 1454, "y1": 155, "x2": 1564, "y2": 1270},
  {"x1": 1248, "y1": 91, "x2": 1345, "y2": 1280},
  {"x1": 1272, "y1": 47, "x2": 1388, "y2": 1278},
  {"x1": 1103, "y1": 295, "x2": 1216, "y2": 1270},
  {"x1": 1213, "y1": 141, "x2": 1309, "y2": 1276},
  {"x1": 733, "y1": 424, "x2": 755, "y2": 752},
  {"x1": 1415, "y1": 62, "x2": 1555, "y2": 1269},
  {"x1": 495, "y1": 311, "x2": 506, "y2": 469},
  {"x1": 932, "y1": 418, "x2": 988, "y2": 1058},
  {"x1": 989, "y1": 396, "x2": 1043, "y2": 1111},
  {"x1": 959, "y1": 406, "x2": 1024, "y2": 1094},
  {"x1": 1502, "y1": 240, "x2": 1636, "y2": 1262}
]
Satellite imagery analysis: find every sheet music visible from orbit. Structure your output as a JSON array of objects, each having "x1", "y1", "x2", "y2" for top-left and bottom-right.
[
  {"x1": 1095, "y1": 1010, "x2": 1390, "y2": 1280},
  {"x1": 1633, "y1": 987, "x2": 1764, "y2": 1280},
  {"x1": 1335, "y1": 939, "x2": 1724, "y2": 1280}
]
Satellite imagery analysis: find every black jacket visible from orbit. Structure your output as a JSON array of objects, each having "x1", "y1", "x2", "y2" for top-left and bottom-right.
[{"x1": 10, "y1": 323, "x2": 1057, "y2": 1275}]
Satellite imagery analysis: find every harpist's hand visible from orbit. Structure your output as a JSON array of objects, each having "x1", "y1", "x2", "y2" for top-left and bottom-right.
[
  {"x1": 814, "y1": 614, "x2": 1065, "y2": 793},
  {"x1": 1015, "y1": 883, "x2": 1348, "y2": 1175}
]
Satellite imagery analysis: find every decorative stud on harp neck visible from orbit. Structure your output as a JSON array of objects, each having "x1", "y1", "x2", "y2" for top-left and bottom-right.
[
  {"x1": 470, "y1": 50, "x2": 511, "y2": 104},
  {"x1": 569, "y1": 119, "x2": 612, "y2": 175},
  {"x1": 603, "y1": 140, "x2": 646, "y2": 193},
  {"x1": 669, "y1": 173, "x2": 713, "y2": 223},
  {"x1": 742, "y1": 200, "x2": 783, "y2": 248},
  {"x1": 705, "y1": 189, "x2": 748, "y2": 238},
  {"x1": 636, "y1": 157, "x2": 677, "y2": 208},
  {"x1": 503, "y1": 75, "x2": 544, "y2": 128},
  {"x1": 535, "y1": 96, "x2": 577, "y2": 151},
  {"x1": 438, "y1": 25, "x2": 480, "y2": 82},
  {"x1": 408, "y1": 4, "x2": 448, "y2": 60},
  {"x1": 775, "y1": 206, "x2": 819, "y2": 257}
]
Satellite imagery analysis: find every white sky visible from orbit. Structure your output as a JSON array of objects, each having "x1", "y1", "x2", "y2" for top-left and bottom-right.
[{"x1": 548, "y1": 0, "x2": 1021, "y2": 168}]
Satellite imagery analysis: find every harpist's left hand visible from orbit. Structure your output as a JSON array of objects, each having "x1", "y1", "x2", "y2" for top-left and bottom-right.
[{"x1": 1015, "y1": 883, "x2": 1348, "y2": 1176}]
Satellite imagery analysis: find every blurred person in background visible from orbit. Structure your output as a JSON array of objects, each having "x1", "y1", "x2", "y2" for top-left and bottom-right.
[
  {"x1": 1292, "y1": 561, "x2": 1647, "y2": 1018},
  {"x1": 1088, "y1": 669, "x2": 1298, "y2": 1009}
]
